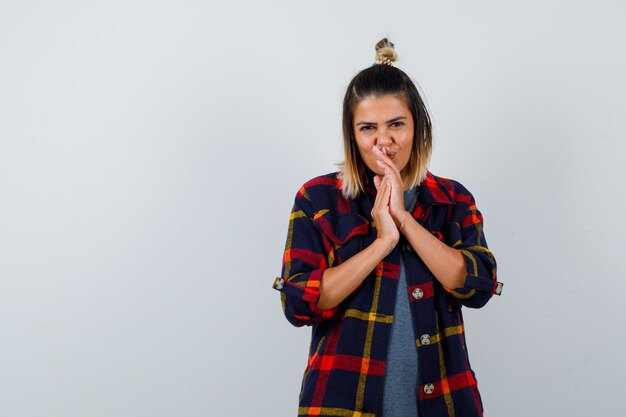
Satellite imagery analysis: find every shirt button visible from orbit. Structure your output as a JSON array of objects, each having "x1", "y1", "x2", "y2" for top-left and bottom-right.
[
  {"x1": 412, "y1": 288, "x2": 423, "y2": 300},
  {"x1": 273, "y1": 277, "x2": 284, "y2": 290},
  {"x1": 423, "y1": 383, "x2": 435, "y2": 395},
  {"x1": 420, "y1": 334, "x2": 431, "y2": 345}
]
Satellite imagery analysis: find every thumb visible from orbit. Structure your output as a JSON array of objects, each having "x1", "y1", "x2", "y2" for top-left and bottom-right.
[{"x1": 373, "y1": 175, "x2": 381, "y2": 191}]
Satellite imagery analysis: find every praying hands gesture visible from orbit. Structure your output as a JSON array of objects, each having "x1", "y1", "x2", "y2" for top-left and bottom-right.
[{"x1": 372, "y1": 145, "x2": 410, "y2": 233}]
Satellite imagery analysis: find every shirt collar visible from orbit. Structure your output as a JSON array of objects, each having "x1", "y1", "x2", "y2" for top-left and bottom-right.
[{"x1": 360, "y1": 168, "x2": 454, "y2": 206}]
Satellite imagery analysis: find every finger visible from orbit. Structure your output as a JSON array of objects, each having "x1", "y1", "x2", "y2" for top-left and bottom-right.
[
  {"x1": 373, "y1": 176, "x2": 385, "y2": 207},
  {"x1": 382, "y1": 175, "x2": 391, "y2": 206},
  {"x1": 373, "y1": 175, "x2": 381, "y2": 191},
  {"x1": 376, "y1": 160, "x2": 402, "y2": 181},
  {"x1": 372, "y1": 146, "x2": 400, "y2": 172},
  {"x1": 383, "y1": 167, "x2": 404, "y2": 194},
  {"x1": 377, "y1": 175, "x2": 388, "y2": 197},
  {"x1": 374, "y1": 176, "x2": 390, "y2": 207},
  {"x1": 386, "y1": 167, "x2": 401, "y2": 185},
  {"x1": 376, "y1": 159, "x2": 402, "y2": 179}
]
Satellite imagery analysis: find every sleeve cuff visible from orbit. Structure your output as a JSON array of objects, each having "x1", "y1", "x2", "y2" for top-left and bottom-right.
[
  {"x1": 456, "y1": 249, "x2": 502, "y2": 296},
  {"x1": 461, "y1": 274, "x2": 503, "y2": 295},
  {"x1": 272, "y1": 269, "x2": 324, "y2": 304},
  {"x1": 272, "y1": 270, "x2": 338, "y2": 319}
]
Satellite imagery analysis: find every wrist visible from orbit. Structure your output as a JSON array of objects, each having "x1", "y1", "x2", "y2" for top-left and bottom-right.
[
  {"x1": 395, "y1": 211, "x2": 410, "y2": 233},
  {"x1": 374, "y1": 236, "x2": 397, "y2": 256}
]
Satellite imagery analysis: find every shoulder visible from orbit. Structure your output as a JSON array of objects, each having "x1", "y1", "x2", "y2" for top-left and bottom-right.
[
  {"x1": 293, "y1": 171, "x2": 345, "y2": 215},
  {"x1": 300, "y1": 171, "x2": 341, "y2": 193},
  {"x1": 425, "y1": 171, "x2": 475, "y2": 206}
]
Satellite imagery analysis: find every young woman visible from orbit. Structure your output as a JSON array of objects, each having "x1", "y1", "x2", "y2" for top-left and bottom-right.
[{"x1": 273, "y1": 38, "x2": 503, "y2": 417}]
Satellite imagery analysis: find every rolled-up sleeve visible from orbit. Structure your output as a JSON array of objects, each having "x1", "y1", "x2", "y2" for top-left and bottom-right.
[
  {"x1": 272, "y1": 192, "x2": 338, "y2": 327},
  {"x1": 445, "y1": 191, "x2": 502, "y2": 309}
]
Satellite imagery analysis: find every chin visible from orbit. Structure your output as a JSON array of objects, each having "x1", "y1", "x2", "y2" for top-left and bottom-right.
[{"x1": 372, "y1": 167, "x2": 386, "y2": 176}]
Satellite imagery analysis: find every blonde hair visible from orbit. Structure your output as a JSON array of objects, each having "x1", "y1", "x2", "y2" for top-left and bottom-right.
[
  {"x1": 337, "y1": 38, "x2": 433, "y2": 199},
  {"x1": 374, "y1": 38, "x2": 397, "y2": 66}
]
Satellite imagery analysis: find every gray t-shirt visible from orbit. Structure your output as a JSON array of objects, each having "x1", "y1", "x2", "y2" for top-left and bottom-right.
[{"x1": 380, "y1": 186, "x2": 420, "y2": 417}]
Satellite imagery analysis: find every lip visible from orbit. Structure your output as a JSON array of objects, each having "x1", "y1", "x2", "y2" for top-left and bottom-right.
[{"x1": 374, "y1": 146, "x2": 397, "y2": 160}]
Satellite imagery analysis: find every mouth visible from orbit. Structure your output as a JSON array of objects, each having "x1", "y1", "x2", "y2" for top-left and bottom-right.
[
  {"x1": 381, "y1": 148, "x2": 397, "y2": 159},
  {"x1": 374, "y1": 146, "x2": 398, "y2": 160}
]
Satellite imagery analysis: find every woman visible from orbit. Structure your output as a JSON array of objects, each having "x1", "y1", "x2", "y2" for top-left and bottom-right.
[{"x1": 272, "y1": 38, "x2": 503, "y2": 417}]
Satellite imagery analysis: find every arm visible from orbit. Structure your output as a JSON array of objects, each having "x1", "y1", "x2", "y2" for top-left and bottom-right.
[
  {"x1": 316, "y1": 238, "x2": 393, "y2": 310},
  {"x1": 444, "y1": 192, "x2": 501, "y2": 308},
  {"x1": 397, "y1": 212, "x2": 467, "y2": 290},
  {"x1": 317, "y1": 173, "x2": 400, "y2": 310},
  {"x1": 397, "y1": 191, "x2": 501, "y2": 309},
  {"x1": 371, "y1": 146, "x2": 501, "y2": 308},
  {"x1": 272, "y1": 194, "x2": 337, "y2": 327},
  {"x1": 273, "y1": 175, "x2": 399, "y2": 325}
]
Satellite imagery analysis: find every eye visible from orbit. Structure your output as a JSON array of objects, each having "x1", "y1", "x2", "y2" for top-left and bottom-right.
[
  {"x1": 389, "y1": 121, "x2": 405, "y2": 128},
  {"x1": 359, "y1": 125, "x2": 375, "y2": 132}
]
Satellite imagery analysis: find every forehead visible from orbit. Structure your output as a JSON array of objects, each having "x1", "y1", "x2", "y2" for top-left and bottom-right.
[{"x1": 353, "y1": 95, "x2": 411, "y2": 122}]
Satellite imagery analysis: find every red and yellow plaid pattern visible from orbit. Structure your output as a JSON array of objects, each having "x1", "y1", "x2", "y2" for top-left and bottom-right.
[{"x1": 273, "y1": 170, "x2": 502, "y2": 417}]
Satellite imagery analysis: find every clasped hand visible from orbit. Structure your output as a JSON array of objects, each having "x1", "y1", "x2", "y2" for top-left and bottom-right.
[{"x1": 370, "y1": 146, "x2": 409, "y2": 248}]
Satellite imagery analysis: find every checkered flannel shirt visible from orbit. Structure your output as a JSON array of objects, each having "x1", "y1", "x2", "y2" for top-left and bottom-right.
[{"x1": 273, "y1": 170, "x2": 502, "y2": 417}]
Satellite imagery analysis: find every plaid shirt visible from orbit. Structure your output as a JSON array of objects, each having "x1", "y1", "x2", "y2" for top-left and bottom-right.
[{"x1": 272, "y1": 170, "x2": 502, "y2": 417}]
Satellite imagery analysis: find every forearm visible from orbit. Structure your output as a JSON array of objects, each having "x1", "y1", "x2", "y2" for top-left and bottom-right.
[
  {"x1": 316, "y1": 238, "x2": 393, "y2": 310},
  {"x1": 399, "y1": 211, "x2": 466, "y2": 289}
]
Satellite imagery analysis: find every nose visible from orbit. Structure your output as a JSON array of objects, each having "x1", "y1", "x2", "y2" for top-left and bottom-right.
[{"x1": 375, "y1": 127, "x2": 393, "y2": 147}]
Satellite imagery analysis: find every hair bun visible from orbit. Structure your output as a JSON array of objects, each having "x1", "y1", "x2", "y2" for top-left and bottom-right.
[{"x1": 374, "y1": 38, "x2": 396, "y2": 66}]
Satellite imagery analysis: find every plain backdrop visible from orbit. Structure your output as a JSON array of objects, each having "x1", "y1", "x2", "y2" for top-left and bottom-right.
[{"x1": 1, "y1": 1, "x2": 625, "y2": 416}]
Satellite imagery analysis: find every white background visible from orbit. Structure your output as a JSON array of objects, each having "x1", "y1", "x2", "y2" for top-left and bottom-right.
[{"x1": 1, "y1": 1, "x2": 625, "y2": 416}]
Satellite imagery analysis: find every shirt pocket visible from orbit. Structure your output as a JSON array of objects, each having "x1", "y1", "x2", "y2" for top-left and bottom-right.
[{"x1": 312, "y1": 210, "x2": 371, "y2": 264}]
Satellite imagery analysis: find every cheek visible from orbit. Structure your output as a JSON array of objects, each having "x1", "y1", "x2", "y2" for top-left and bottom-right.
[
  {"x1": 355, "y1": 140, "x2": 373, "y2": 158},
  {"x1": 402, "y1": 135, "x2": 414, "y2": 153}
]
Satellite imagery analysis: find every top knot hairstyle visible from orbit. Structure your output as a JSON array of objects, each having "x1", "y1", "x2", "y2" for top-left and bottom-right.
[
  {"x1": 374, "y1": 38, "x2": 397, "y2": 66},
  {"x1": 337, "y1": 38, "x2": 433, "y2": 199}
]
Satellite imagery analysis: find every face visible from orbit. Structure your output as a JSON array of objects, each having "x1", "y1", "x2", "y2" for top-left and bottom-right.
[{"x1": 352, "y1": 95, "x2": 414, "y2": 177}]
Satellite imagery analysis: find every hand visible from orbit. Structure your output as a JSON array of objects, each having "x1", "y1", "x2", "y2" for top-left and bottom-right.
[
  {"x1": 372, "y1": 173, "x2": 400, "y2": 250},
  {"x1": 372, "y1": 146, "x2": 408, "y2": 228}
]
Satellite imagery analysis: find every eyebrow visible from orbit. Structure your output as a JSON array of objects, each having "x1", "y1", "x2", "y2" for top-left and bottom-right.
[{"x1": 356, "y1": 116, "x2": 407, "y2": 126}]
